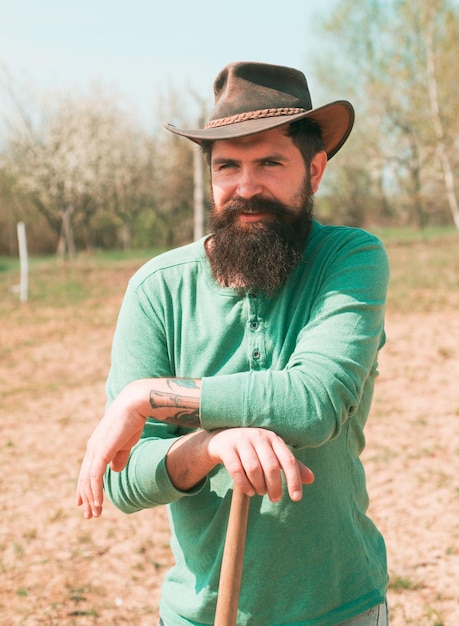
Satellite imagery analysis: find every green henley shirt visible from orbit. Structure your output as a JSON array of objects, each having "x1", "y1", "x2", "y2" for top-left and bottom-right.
[{"x1": 104, "y1": 220, "x2": 390, "y2": 625}]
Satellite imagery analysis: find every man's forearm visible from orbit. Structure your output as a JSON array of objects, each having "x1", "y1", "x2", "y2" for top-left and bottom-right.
[
  {"x1": 166, "y1": 429, "x2": 217, "y2": 491},
  {"x1": 148, "y1": 378, "x2": 201, "y2": 428},
  {"x1": 77, "y1": 377, "x2": 204, "y2": 519}
]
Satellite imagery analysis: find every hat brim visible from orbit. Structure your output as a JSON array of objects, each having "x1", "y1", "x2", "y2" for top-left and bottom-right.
[{"x1": 165, "y1": 100, "x2": 354, "y2": 160}]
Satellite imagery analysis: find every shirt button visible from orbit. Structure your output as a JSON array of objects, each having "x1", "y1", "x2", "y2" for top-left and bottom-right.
[
  {"x1": 252, "y1": 350, "x2": 260, "y2": 360},
  {"x1": 250, "y1": 321, "x2": 259, "y2": 330},
  {"x1": 249, "y1": 292, "x2": 257, "y2": 299}
]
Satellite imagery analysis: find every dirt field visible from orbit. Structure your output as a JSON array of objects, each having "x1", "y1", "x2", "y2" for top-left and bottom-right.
[{"x1": 1, "y1": 253, "x2": 459, "y2": 625}]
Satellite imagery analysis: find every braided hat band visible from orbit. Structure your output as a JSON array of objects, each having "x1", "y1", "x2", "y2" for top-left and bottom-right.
[{"x1": 205, "y1": 108, "x2": 308, "y2": 129}]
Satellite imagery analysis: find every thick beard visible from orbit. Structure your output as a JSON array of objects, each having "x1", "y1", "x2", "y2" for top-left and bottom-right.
[{"x1": 208, "y1": 180, "x2": 314, "y2": 296}]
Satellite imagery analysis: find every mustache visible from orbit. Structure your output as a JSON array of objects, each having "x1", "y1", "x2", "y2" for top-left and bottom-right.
[{"x1": 220, "y1": 197, "x2": 293, "y2": 218}]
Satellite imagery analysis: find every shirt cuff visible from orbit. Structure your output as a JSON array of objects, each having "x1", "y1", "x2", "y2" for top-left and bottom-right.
[{"x1": 135, "y1": 437, "x2": 208, "y2": 504}]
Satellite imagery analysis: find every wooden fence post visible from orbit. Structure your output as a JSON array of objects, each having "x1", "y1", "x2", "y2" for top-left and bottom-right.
[{"x1": 17, "y1": 221, "x2": 28, "y2": 303}]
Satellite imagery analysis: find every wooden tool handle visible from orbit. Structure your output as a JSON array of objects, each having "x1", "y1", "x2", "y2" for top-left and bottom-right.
[{"x1": 214, "y1": 485, "x2": 251, "y2": 626}]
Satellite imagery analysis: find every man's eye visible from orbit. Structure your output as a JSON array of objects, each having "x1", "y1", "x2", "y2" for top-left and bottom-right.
[{"x1": 214, "y1": 162, "x2": 235, "y2": 171}]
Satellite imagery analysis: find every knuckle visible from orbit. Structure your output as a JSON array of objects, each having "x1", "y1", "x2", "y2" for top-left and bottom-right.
[
  {"x1": 264, "y1": 459, "x2": 280, "y2": 475},
  {"x1": 283, "y1": 454, "x2": 297, "y2": 469},
  {"x1": 226, "y1": 461, "x2": 243, "y2": 477},
  {"x1": 230, "y1": 468, "x2": 249, "y2": 486},
  {"x1": 244, "y1": 460, "x2": 261, "y2": 475},
  {"x1": 89, "y1": 468, "x2": 101, "y2": 481}
]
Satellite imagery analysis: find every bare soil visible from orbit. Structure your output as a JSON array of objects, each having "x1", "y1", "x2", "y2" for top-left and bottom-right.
[{"x1": 1, "y1": 271, "x2": 459, "y2": 625}]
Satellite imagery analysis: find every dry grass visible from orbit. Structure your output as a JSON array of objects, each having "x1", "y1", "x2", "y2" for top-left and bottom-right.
[{"x1": 1, "y1": 231, "x2": 459, "y2": 625}]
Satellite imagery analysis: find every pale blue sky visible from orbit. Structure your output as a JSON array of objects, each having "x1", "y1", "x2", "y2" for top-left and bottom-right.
[{"x1": 1, "y1": 0, "x2": 339, "y2": 126}]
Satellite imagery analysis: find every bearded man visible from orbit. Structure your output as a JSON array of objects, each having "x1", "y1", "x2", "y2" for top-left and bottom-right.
[{"x1": 77, "y1": 62, "x2": 390, "y2": 626}]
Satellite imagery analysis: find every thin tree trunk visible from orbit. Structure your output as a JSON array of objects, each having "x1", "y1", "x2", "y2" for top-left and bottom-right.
[
  {"x1": 425, "y1": 12, "x2": 459, "y2": 228},
  {"x1": 120, "y1": 220, "x2": 132, "y2": 251},
  {"x1": 56, "y1": 206, "x2": 76, "y2": 258}
]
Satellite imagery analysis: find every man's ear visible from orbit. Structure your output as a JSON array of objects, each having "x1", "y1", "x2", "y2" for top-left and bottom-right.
[{"x1": 310, "y1": 151, "x2": 327, "y2": 193}]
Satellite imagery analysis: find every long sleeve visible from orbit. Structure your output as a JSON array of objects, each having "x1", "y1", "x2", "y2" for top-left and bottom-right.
[{"x1": 103, "y1": 244, "x2": 208, "y2": 512}]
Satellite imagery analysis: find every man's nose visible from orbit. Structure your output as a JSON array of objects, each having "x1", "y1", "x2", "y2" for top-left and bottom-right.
[{"x1": 236, "y1": 169, "x2": 264, "y2": 199}]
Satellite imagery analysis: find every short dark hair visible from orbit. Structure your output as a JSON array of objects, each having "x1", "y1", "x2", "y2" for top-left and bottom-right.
[
  {"x1": 200, "y1": 140, "x2": 213, "y2": 166},
  {"x1": 201, "y1": 118, "x2": 325, "y2": 168},
  {"x1": 286, "y1": 118, "x2": 325, "y2": 167}
]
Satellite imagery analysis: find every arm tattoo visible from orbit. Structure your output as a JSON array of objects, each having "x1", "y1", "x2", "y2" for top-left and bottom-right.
[{"x1": 149, "y1": 378, "x2": 200, "y2": 428}]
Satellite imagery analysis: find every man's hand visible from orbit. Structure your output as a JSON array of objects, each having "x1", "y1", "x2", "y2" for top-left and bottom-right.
[
  {"x1": 76, "y1": 382, "x2": 148, "y2": 519},
  {"x1": 76, "y1": 377, "x2": 201, "y2": 519},
  {"x1": 206, "y1": 428, "x2": 314, "y2": 502}
]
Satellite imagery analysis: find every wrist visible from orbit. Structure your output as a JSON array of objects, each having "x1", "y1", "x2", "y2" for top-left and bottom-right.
[
  {"x1": 205, "y1": 429, "x2": 226, "y2": 464},
  {"x1": 120, "y1": 379, "x2": 152, "y2": 421},
  {"x1": 166, "y1": 430, "x2": 217, "y2": 491}
]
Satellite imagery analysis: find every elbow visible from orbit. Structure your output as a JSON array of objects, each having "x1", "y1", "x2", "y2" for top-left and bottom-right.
[
  {"x1": 283, "y1": 375, "x2": 360, "y2": 450},
  {"x1": 288, "y1": 405, "x2": 344, "y2": 450}
]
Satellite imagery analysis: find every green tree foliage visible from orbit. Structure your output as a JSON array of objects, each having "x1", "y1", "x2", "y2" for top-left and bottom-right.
[
  {"x1": 0, "y1": 79, "x2": 197, "y2": 256},
  {"x1": 1, "y1": 85, "x2": 158, "y2": 256},
  {"x1": 316, "y1": 0, "x2": 459, "y2": 229}
]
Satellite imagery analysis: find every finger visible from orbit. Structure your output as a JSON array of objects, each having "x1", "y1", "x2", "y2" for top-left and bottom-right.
[
  {"x1": 83, "y1": 497, "x2": 95, "y2": 519},
  {"x1": 110, "y1": 448, "x2": 131, "y2": 472},
  {"x1": 110, "y1": 431, "x2": 143, "y2": 472},
  {"x1": 208, "y1": 431, "x2": 257, "y2": 497},
  {"x1": 237, "y1": 443, "x2": 269, "y2": 497},
  {"x1": 76, "y1": 447, "x2": 105, "y2": 519},
  {"x1": 299, "y1": 463, "x2": 315, "y2": 485},
  {"x1": 248, "y1": 444, "x2": 283, "y2": 502},
  {"x1": 76, "y1": 482, "x2": 95, "y2": 519},
  {"x1": 220, "y1": 448, "x2": 258, "y2": 497},
  {"x1": 272, "y1": 439, "x2": 304, "y2": 502},
  {"x1": 88, "y1": 456, "x2": 108, "y2": 515},
  {"x1": 76, "y1": 454, "x2": 97, "y2": 519}
]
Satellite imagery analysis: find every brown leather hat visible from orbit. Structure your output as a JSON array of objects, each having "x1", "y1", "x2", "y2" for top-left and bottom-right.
[{"x1": 165, "y1": 61, "x2": 354, "y2": 159}]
